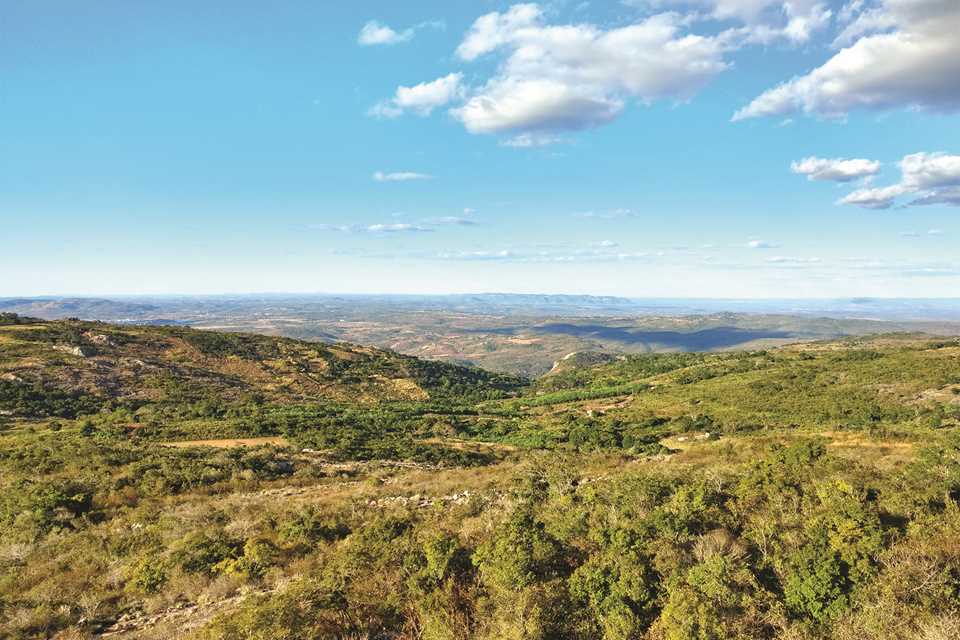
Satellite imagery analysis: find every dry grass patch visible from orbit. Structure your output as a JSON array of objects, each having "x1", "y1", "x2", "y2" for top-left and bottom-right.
[{"x1": 161, "y1": 437, "x2": 289, "y2": 449}]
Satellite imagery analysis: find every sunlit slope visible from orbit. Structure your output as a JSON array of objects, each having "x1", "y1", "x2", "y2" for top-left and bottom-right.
[
  {"x1": 469, "y1": 336, "x2": 960, "y2": 448},
  {"x1": 0, "y1": 315, "x2": 523, "y2": 417}
]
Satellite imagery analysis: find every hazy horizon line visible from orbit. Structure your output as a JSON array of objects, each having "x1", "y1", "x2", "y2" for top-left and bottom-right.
[{"x1": 4, "y1": 292, "x2": 960, "y2": 302}]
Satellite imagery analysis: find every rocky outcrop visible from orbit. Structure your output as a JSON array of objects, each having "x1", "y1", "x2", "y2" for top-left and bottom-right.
[
  {"x1": 83, "y1": 331, "x2": 114, "y2": 346},
  {"x1": 53, "y1": 344, "x2": 96, "y2": 358}
]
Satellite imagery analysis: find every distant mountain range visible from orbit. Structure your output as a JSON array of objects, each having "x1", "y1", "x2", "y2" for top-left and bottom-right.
[
  {"x1": 0, "y1": 297, "x2": 161, "y2": 319},
  {"x1": 5, "y1": 294, "x2": 960, "y2": 377},
  {"x1": 5, "y1": 293, "x2": 960, "y2": 322}
]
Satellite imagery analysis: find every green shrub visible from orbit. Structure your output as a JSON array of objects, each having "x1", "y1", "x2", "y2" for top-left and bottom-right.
[
  {"x1": 171, "y1": 531, "x2": 241, "y2": 575},
  {"x1": 215, "y1": 538, "x2": 280, "y2": 580},
  {"x1": 128, "y1": 556, "x2": 169, "y2": 594}
]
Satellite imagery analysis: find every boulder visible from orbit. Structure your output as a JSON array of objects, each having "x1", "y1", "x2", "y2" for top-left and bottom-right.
[{"x1": 53, "y1": 344, "x2": 96, "y2": 358}]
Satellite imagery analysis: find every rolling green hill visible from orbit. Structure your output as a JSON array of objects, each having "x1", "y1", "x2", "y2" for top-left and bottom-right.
[
  {"x1": 1, "y1": 316, "x2": 959, "y2": 640},
  {"x1": 513, "y1": 335, "x2": 960, "y2": 432},
  {"x1": 0, "y1": 315, "x2": 521, "y2": 413}
]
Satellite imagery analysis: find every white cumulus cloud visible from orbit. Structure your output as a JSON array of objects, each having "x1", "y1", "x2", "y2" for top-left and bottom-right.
[
  {"x1": 791, "y1": 156, "x2": 881, "y2": 182},
  {"x1": 623, "y1": 0, "x2": 833, "y2": 44},
  {"x1": 899, "y1": 151, "x2": 960, "y2": 190},
  {"x1": 451, "y1": 9, "x2": 733, "y2": 138},
  {"x1": 910, "y1": 188, "x2": 960, "y2": 206},
  {"x1": 358, "y1": 21, "x2": 414, "y2": 46},
  {"x1": 370, "y1": 73, "x2": 465, "y2": 118},
  {"x1": 373, "y1": 4, "x2": 736, "y2": 144},
  {"x1": 837, "y1": 151, "x2": 960, "y2": 209},
  {"x1": 734, "y1": 0, "x2": 960, "y2": 120},
  {"x1": 455, "y1": 3, "x2": 543, "y2": 61},
  {"x1": 838, "y1": 184, "x2": 907, "y2": 209}
]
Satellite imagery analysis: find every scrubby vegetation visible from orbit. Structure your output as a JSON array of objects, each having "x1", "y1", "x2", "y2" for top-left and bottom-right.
[{"x1": 1, "y1": 317, "x2": 960, "y2": 639}]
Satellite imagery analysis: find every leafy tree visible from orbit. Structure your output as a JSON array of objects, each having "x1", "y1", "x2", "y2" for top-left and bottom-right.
[
  {"x1": 660, "y1": 531, "x2": 771, "y2": 640},
  {"x1": 472, "y1": 508, "x2": 569, "y2": 639},
  {"x1": 783, "y1": 481, "x2": 882, "y2": 623},
  {"x1": 569, "y1": 538, "x2": 658, "y2": 639}
]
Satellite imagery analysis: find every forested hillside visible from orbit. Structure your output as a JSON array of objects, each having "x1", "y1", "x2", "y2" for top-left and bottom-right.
[{"x1": 1, "y1": 315, "x2": 959, "y2": 639}]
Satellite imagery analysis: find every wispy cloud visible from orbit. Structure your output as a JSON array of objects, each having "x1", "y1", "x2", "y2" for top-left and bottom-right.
[
  {"x1": 425, "y1": 216, "x2": 478, "y2": 226},
  {"x1": 501, "y1": 133, "x2": 566, "y2": 148},
  {"x1": 899, "y1": 266, "x2": 960, "y2": 278},
  {"x1": 313, "y1": 223, "x2": 433, "y2": 234},
  {"x1": 373, "y1": 171, "x2": 433, "y2": 182},
  {"x1": 902, "y1": 228, "x2": 946, "y2": 238},
  {"x1": 314, "y1": 211, "x2": 481, "y2": 233},
  {"x1": 436, "y1": 250, "x2": 515, "y2": 261},
  {"x1": 572, "y1": 208, "x2": 637, "y2": 219},
  {"x1": 748, "y1": 240, "x2": 780, "y2": 249},
  {"x1": 835, "y1": 257, "x2": 960, "y2": 279},
  {"x1": 327, "y1": 241, "x2": 960, "y2": 283},
  {"x1": 766, "y1": 256, "x2": 821, "y2": 264},
  {"x1": 433, "y1": 246, "x2": 655, "y2": 263}
]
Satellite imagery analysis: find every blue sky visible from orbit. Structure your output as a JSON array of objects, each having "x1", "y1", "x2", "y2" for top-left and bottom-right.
[{"x1": 2, "y1": 0, "x2": 959, "y2": 297}]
